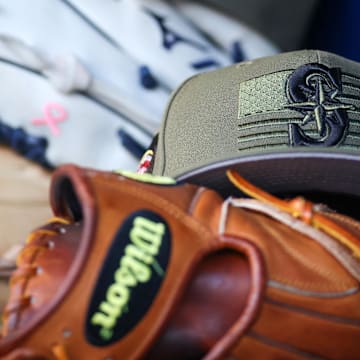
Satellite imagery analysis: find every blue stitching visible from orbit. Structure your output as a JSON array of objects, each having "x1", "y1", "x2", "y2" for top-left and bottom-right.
[
  {"x1": 191, "y1": 59, "x2": 220, "y2": 69},
  {"x1": 144, "y1": 7, "x2": 207, "y2": 51},
  {"x1": 61, "y1": 0, "x2": 161, "y2": 91},
  {"x1": 118, "y1": 129, "x2": 146, "y2": 159},
  {"x1": 231, "y1": 41, "x2": 245, "y2": 63},
  {"x1": 0, "y1": 120, "x2": 52, "y2": 169},
  {"x1": 139, "y1": 65, "x2": 158, "y2": 89}
]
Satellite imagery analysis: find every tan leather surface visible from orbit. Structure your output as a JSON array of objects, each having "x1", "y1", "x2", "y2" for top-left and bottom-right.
[
  {"x1": 147, "y1": 251, "x2": 251, "y2": 359},
  {"x1": 248, "y1": 299, "x2": 360, "y2": 359},
  {"x1": 224, "y1": 209, "x2": 358, "y2": 293},
  {"x1": 0, "y1": 165, "x2": 359, "y2": 359},
  {"x1": 231, "y1": 335, "x2": 307, "y2": 360}
]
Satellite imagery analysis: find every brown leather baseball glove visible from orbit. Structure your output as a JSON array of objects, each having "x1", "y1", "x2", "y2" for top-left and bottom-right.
[{"x1": 1, "y1": 164, "x2": 359, "y2": 359}]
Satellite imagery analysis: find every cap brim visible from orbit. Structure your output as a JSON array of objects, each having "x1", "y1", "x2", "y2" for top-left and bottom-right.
[{"x1": 177, "y1": 152, "x2": 360, "y2": 198}]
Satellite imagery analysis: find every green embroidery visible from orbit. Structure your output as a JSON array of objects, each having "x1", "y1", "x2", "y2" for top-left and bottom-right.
[{"x1": 90, "y1": 216, "x2": 165, "y2": 340}]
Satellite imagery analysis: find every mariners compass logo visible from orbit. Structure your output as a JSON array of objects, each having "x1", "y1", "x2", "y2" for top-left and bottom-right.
[{"x1": 286, "y1": 63, "x2": 354, "y2": 147}]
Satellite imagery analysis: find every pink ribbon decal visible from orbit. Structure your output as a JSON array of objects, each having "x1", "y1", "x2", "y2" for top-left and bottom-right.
[{"x1": 32, "y1": 103, "x2": 68, "y2": 136}]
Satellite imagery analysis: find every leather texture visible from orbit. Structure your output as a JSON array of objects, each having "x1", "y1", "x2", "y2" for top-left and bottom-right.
[{"x1": 0, "y1": 164, "x2": 359, "y2": 359}]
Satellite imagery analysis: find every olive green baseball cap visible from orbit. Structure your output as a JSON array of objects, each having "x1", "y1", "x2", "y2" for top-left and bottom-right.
[{"x1": 150, "y1": 50, "x2": 360, "y2": 197}]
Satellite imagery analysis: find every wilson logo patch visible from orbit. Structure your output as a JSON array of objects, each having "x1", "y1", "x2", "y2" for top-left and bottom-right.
[{"x1": 85, "y1": 210, "x2": 171, "y2": 346}]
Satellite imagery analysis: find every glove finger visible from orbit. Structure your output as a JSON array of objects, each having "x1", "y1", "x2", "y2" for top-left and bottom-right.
[
  {"x1": 0, "y1": 58, "x2": 151, "y2": 170},
  {"x1": 66, "y1": 0, "x2": 232, "y2": 90},
  {"x1": 176, "y1": 1, "x2": 280, "y2": 62},
  {"x1": 0, "y1": 0, "x2": 170, "y2": 129}
]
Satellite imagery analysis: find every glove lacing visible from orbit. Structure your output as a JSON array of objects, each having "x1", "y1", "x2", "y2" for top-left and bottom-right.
[
  {"x1": 2, "y1": 217, "x2": 72, "y2": 359},
  {"x1": 226, "y1": 169, "x2": 360, "y2": 259}
]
